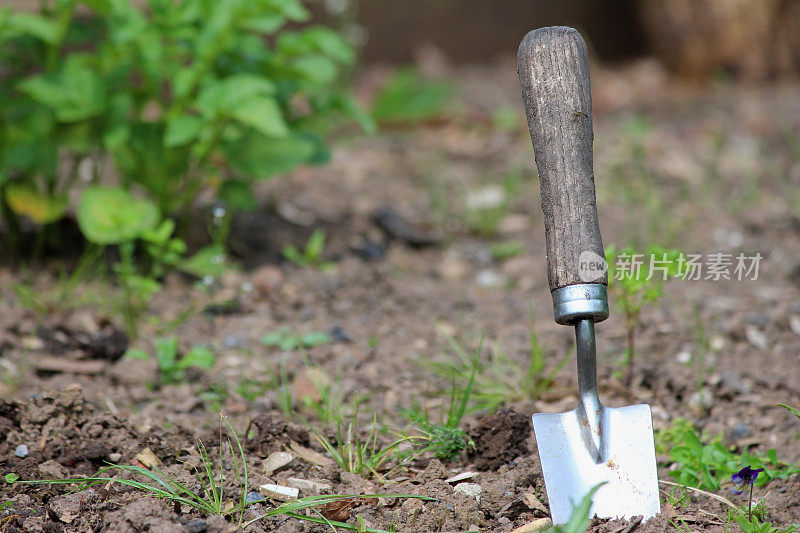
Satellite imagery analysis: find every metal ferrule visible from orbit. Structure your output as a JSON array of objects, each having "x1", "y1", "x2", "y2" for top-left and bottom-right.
[{"x1": 551, "y1": 283, "x2": 609, "y2": 325}]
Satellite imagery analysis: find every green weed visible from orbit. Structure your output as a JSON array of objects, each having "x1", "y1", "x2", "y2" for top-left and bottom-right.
[
  {"x1": 727, "y1": 503, "x2": 799, "y2": 533},
  {"x1": 300, "y1": 394, "x2": 427, "y2": 480},
  {"x1": 490, "y1": 241, "x2": 524, "y2": 261},
  {"x1": 605, "y1": 245, "x2": 683, "y2": 386},
  {"x1": 125, "y1": 337, "x2": 215, "y2": 385},
  {"x1": 281, "y1": 229, "x2": 333, "y2": 270},
  {"x1": 403, "y1": 335, "x2": 481, "y2": 460},
  {"x1": 779, "y1": 403, "x2": 800, "y2": 421},
  {"x1": 417, "y1": 325, "x2": 565, "y2": 413},
  {"x1": 371, "y1": 69, "x2": 452, "y2": 125},
  {"x1": 260, "y1": 327, "x2": 330, "y2": 351},
  {"x1": 544, "y1": 483, "x2": 604, "y2": 533}
]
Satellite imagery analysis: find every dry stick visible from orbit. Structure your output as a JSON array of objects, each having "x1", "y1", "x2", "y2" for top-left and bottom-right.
[{"x1": 658, "y1": 479, "x2": 736, "y2": 509}]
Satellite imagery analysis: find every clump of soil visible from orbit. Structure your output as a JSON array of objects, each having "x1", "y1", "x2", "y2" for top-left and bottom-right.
[{"x1": 468, "y1": 407, "x2": 532, "y2": 470}]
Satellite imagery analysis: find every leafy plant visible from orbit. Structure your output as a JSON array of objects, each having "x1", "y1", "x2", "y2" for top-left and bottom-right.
[
  {"x1": 300, "y1": 394, "x2": 427, "y2": 480},
  {"x1": 605, "y1": 245, "x2": 683, "y2": 386},
  {"x1": 728, "y1": 503, "x2": 799, "y2": 533},
  {"x1": 76, "y1": 186, "x2": 189, "y2": 334},
  {"x1": 126, "y1": 337, "x2": 215, "y2": 384},
  {"x1": 667, "y1": 424, "x2": 800, "y2": 492},
  {"x1": 281, "y1": 229, "x2": 332, "y2": 269},
  {"x1": 260, "y1": 328, "x2": 330, "y2": 351}
]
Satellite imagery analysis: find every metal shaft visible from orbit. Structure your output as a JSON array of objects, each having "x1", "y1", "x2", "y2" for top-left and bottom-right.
[{"x1": 575, "y1": 318, "x2": 605, "y2": 463}]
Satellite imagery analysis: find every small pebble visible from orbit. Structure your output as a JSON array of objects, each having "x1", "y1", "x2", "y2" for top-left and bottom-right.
[
  {"x1": 286, "y1": 477, "x2": 332, "y2": 493},
  {"x1": 730, "y1": 422, "x2": 751, "y2": 440},
  {"x1": 744, "y1": 312, "x2": 769, "y2": 327},
  {"x1": 744, "y1": 326, "x2": 768, "y2": 350},
  {"x1": 222, "y1": 336, "x2": 246, "y2": 349},
  {"x1": 475, "y1": 269, "x2": 507, "y2": 288},
  {"x1": 454, "y1": 482, "x2": 482, "y2": 504},
  {"x1": 15, "y1": 444, "x2": 28, "y2": 458},
  {"x1": 328, "y1": 325, "x2": 352, "y2": 343},
  {"x1": 108, "y1": 453, "x2": 122, "y2": 463},
  {"x1": 183, "y1": 518, "x2": 208, "y2": 533},
  {"x1": 264, "y1": 451, "x2": 293, "y2": 475},
  {"x1": 353, "y1": 239, "x2": 386, "y2": 261},
  {"x1": 675, "y1": 350, "x2": 691, "y2": 364},
  {"x1": 245, "y1": 492, "x2": 266, "y2": 504}
]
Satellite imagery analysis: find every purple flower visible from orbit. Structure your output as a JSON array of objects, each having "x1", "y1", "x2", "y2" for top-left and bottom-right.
[{"x1": 731, "y1": 466, "x2": 764, "y2": 495}]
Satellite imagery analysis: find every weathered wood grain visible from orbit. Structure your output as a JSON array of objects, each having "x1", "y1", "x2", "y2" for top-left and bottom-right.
[{"x1": 517, "y1": 26, "x2": 607, "y2": 291}]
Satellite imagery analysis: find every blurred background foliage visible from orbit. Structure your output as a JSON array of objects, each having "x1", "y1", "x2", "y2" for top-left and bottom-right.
[{"x1": 1, "y1": 0, "x2": 798, "y2": 320}]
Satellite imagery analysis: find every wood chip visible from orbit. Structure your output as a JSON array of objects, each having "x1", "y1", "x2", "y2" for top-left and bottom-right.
[
  {"x1": 522, "y1": 490, "x2": 548, "y2": 514},
  {"x1": 288, "y1": 441, "x2": 333, "y2": 467},
  {"x1": 34, "y1": 357, "x2": 107, "y2": 375},
  {"x1": 444, "y1": 471, "x2": 479, "y2": 483},
  {"x1": 510, "y1": 517, "x2": 552, "y2": 533},
  {"x1": 135, "y1": 447, "x2": 162, "y2": 468}
]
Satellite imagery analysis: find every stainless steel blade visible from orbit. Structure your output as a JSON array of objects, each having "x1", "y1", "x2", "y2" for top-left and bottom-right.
[{"x1": 533, "y1": 404, "x2": 660, "y2": 524}]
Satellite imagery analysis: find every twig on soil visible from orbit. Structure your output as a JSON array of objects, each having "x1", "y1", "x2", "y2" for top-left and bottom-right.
[
  {"x1": 609, "y1": 515, "x2": 642, "y2": 533},
  {"x1": 658, "y1": 479, "x2": 736, "y2": 509}
]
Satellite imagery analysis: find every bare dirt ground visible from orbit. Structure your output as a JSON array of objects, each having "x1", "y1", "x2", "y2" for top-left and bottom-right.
[{"x1": 1, "y1": 60, "x2": 800, "y2": 531}]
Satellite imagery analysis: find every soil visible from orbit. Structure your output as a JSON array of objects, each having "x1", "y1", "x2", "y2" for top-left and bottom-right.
[{"x1": 2, "y1": 58, "x2": 800, "y2": 532}]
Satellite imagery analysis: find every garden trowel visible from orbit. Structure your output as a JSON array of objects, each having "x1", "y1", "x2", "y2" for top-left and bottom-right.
[{"x1": 517, "y1": 27, "x2": 660, "y2": 525}]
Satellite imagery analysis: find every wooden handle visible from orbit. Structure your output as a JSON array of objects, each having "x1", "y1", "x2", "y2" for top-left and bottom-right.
[{"x1": 518, "y1": 26, "x2": 607, "y2": 291}]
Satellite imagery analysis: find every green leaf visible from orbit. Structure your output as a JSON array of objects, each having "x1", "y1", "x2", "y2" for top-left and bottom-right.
[
  {"x1": 218, "y1": 180, "x2": 257, "y2": 211},
  {"x1": 301, "y1": 332, "x2": 329, "y2": 348},
  {"x1": 230, "y1": 96, "x2": 288, "y2": 137},
  {"x1": 228, "y1": 132, "x2": 316, "y2": 177},
  {"x1": 155, "y1": 337, "x2": 179, "y2": 372},
  {"x1": 304, "y1": 27, "x2": 355, "y2": 64},
  {"x1": 8, "y1": 12, "x2": 59, "y2": 43},
  {"x1": 263, "y1": 0, "x2": 309, "y2": 22},
  {"x1": 19, "y1": 58, "x2": 105, "y2": 122},
  {"x1": 553, "y1": 482, "x2": 605, "y2": 533},
  {"x1": 164, "y1": 115, "x2": 203, "y2": 147},
  {"x1": 124, "y1": 348, "x2": 151, "y2": 361},
  {"x1": 779, "y1": 403, "x2": 800, "y2": 421},
  {"x1": 240, "y1": 14, "x2": 285, "y2": 34},
  {"x1": 4, "y1": 185, "x2": 68, "y2": 224},
  {"x1": 140, "y1": 219, "x2": 177, "y2": 246},
  {"x1": 372, "y1": 69, "x2": 452, "y2": 124},
  {"x1": 178, "y1": 345, "x2": 215, "y2": 371},
  {"x1": 292, "y1": 55, "x2": 338, "y2": 85},
  {"x1": 4, "y1": 473, "x2": 19, "y2": 484},
  {"x1": 279, "y1": 336, "x2": 298, "y2": 351},
  {"x1": 178, "y1": 244, "x2": 227, "y2": 278},
  {"x1": 77, "y1": 187, "x2": 159, "y2": 245},
  {"x1": 260, "y1": 330, "x2": 287, "y2": 346}
]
